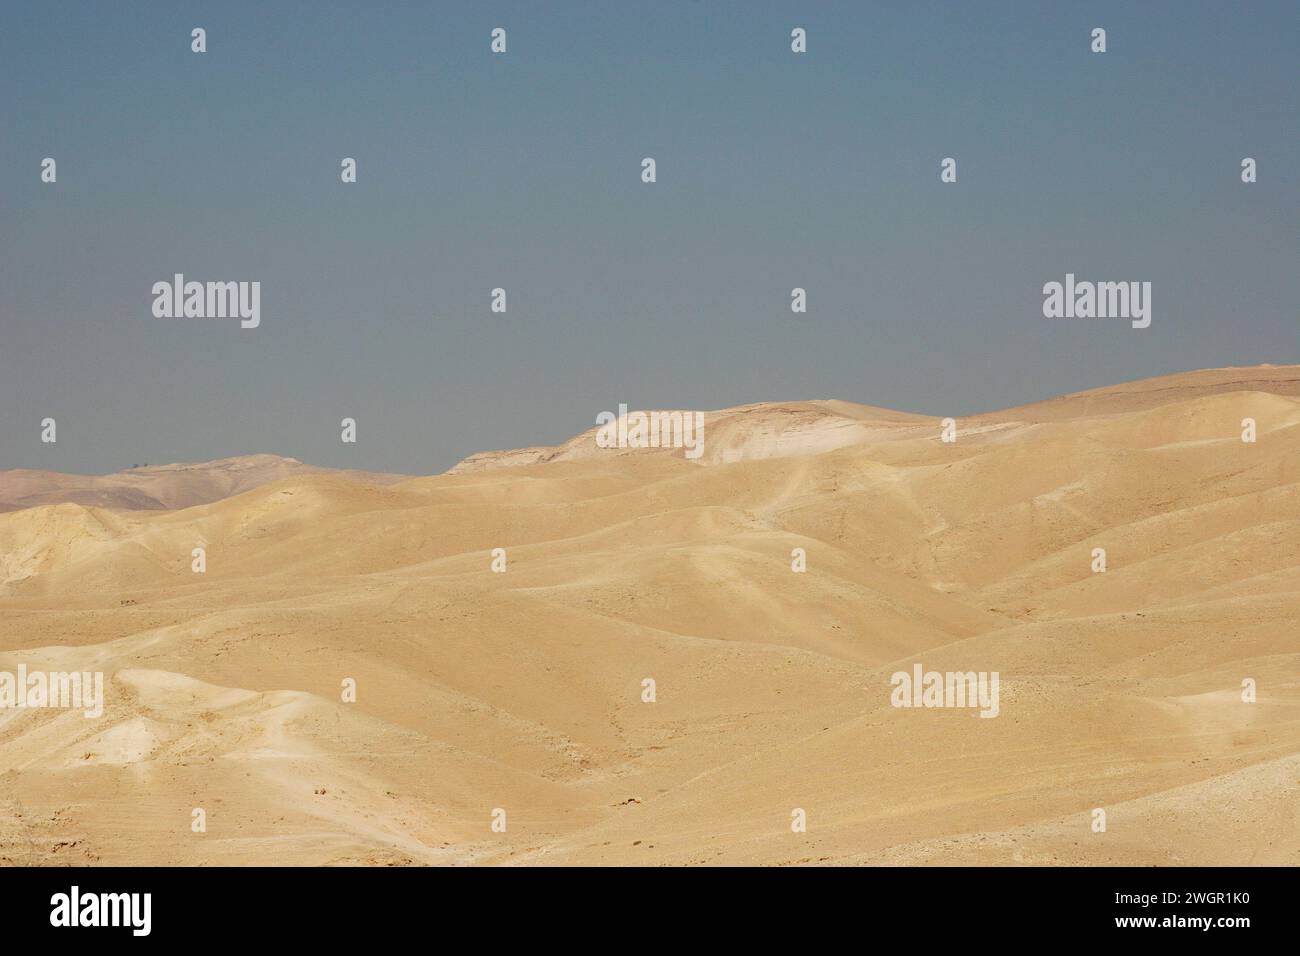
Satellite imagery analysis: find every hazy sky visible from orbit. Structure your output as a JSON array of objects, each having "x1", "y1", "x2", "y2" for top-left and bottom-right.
[{"x1": 2, "y1": 1, "x2": 1297, "y2": 475}]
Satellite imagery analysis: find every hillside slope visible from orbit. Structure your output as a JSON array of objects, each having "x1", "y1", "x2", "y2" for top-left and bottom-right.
[{"x1": 0, "y1": 366, "x2": 1296, "y2": 865}]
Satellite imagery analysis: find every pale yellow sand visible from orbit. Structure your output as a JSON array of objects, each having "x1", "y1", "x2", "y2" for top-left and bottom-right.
[{"x1": 0, "y1": 365, "x2": 1297, "y2": 865}]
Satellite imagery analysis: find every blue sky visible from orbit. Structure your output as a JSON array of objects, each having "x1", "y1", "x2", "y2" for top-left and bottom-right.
[{"x1": 2, "y1": 1, "x2": 1297, "y2": 473}]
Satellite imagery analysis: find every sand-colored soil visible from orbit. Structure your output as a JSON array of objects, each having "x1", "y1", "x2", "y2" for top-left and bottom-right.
[{"x1": 0, "y1": 365, "x2": 1297, "y2": 865}]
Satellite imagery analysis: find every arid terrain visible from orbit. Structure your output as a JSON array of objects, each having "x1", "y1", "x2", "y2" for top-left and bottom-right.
[
  {"x1": 1, "y1": 365, "x2": 1297, "y2": 866},
  {"x1": 0, "y1": 455, "x2": 409, "y2": 514}
]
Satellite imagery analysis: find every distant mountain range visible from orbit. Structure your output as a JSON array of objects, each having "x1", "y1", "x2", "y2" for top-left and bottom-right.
[{"x1": 0, "y1": 454, "x2": 409, "y2": 514}]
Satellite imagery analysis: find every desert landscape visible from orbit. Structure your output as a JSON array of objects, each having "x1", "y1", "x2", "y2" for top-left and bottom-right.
[{"x1": 0, "y1": 364, "x2": 1297, "y2": 866}]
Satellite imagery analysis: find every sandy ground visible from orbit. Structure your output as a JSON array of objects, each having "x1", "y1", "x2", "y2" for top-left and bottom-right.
[{"x1": 0, "y1": 365, "x2": 1297, "y2": 866}]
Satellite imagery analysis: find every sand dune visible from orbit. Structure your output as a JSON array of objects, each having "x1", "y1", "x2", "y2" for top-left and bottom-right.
[{"x1": 0, "y1": 365, "x2": 1297, "y2": 865}]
